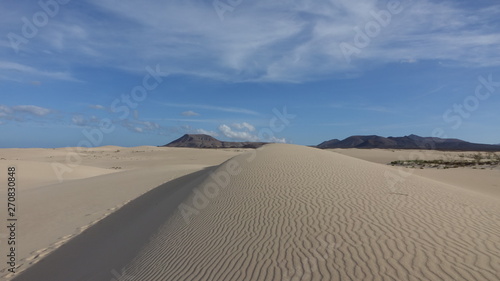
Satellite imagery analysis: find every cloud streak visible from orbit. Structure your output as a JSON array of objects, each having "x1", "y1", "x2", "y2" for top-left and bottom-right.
[
  {"x1": 0, "y1": 61, "x2": 80, "y2": 82},
  {"x1": 0, "y1": 105, "x2": 54, "y2": 121},
  {"x1": 4, "y1": 0, "x2": 499, "y2": 83},
  {"x1": 181, "y1": 110, "x2": 200, "y2": 117},
  {"x1": 12, "y1": 105, "x2": 53, "y2": 116},
  {"x1": 163, "y1": 103, "x2": 260, "y2": 115}
]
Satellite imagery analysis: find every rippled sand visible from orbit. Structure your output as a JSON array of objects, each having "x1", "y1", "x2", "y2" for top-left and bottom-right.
[{"x1": 11, "y1": 144, "x2": 500, "y2": 280}]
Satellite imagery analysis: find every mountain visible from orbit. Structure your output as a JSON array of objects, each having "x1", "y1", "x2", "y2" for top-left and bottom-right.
[
  {"x1": 317, "y1": 138, "x2": 340, "y2": 148},
  {"x1": 163, "y1": 134, "x2": 267, "y2": 148},
  {"x1": 317, "y1": 134, "x2": 500, "y2": 151}
]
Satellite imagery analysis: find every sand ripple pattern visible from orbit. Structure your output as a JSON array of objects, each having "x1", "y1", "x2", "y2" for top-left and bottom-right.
[{"x1": 122, "y1": 144, "x2": 500, "y2": 281}]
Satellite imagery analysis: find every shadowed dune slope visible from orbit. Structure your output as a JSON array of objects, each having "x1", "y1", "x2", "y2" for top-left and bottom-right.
[
  {"x1": 10, "y1": 168, "x2": 216, "y2": 281},
  {"x1": 13, "y1": 144, "x2": 500, "y2": 281}
]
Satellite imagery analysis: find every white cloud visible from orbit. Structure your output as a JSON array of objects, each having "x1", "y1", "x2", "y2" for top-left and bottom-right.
[
  {"x1": 182, "y1": 110, "x2": 200, "y2": 116},
  {"x1": 143, "y1": 121, "x2": 160, "y2": 130},
  {"x1": 217, "y1": 122, "x2": 288, "y2": 143},
  {"x1": 232, "y1": 122, "x2": 256, "y2": 132},
  {"x1": 4, "y1": 1, "x2": 499, "y2": 83},
  {"x1": 67, "y1": 1, "x2": 499, "y2": 81},
  {"x1": 196, "y1": 129, "x2": 219, "y2": 137},
  {"x1": 218, "y1": 124, "x2": 260, "y2": 142}
]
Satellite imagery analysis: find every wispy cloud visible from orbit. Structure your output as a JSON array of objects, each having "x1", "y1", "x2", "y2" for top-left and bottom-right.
[
  {"x1": 119, "y1": 119, "x2": 162, "y2": 134},
  {"x1": 12, "y1": 105, "x2": 52, "y2": 116},
  {"x1": 0, "y1": 61, "x2": 80, "y2": 82},
  {"x1": 411, "y1": 85, "x2": 447, "y2": 100},
  {"x1": 318, "y1": 122, "x2": 358, "y2": 127},
  {"x1": 0, "y1": 105, "x2": 54, "y2": 121},
  {"x1": 71, "y1": 115, "x2": 102, "y2": 127},
  {"x1": 154, "y1": 118, "x2": 221, "y2": 123},
  {"x1": 89, "y1": 104, "x2": 107, "y2": 110},
  {"x1": 163, "y1": 103, "x2": 260, "y2": 115},
  {"x1": 181, "y1": 110, "x2": 200, "y2": 117},
  {"x1": 68, "y1": 111, "x2": 178, "y2": 136},
  {"x1": 330, "y1": 103, "x2": 393, "y2": 113},
  {"x1": 195, "y1": 128, "x2": 218, "y2": 137},
  {"x1": 3, "y1": 0, "x2": 497, "y2": 82}
]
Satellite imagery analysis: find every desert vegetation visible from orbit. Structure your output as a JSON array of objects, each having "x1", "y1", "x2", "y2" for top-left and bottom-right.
[{"x1": 389, "y1": 152, "x2": 500, "y2": 169}]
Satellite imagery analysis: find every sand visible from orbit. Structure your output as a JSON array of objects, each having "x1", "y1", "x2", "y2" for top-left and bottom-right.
[
  {"x1": 7, "y1": 144, "x2": 500, "y2": 281},
  {"x1": 330, "y1": 148, "x2": 500, "y2": 199},
  {"x1": 0, "y1": 146, "x2": 246, "y2": 280}
]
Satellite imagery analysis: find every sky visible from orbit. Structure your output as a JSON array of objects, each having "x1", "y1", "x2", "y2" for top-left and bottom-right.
[{"x1": 1, "y1": 0, "x2": 500, "y2": 148}]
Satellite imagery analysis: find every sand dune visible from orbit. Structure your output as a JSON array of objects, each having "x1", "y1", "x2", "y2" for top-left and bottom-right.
[
  {"x1": 11, "y1": 144, "x2": 500, "y2": 281},
  {"x1": 330, "y1": 148, "x2": 500, "y2": 199},
  {"x1": 0, "y1": 160, "x2": 118, "y2": 190},
  {"x1": 0, "y1": 146, "x2": 244, "y2": 280}
]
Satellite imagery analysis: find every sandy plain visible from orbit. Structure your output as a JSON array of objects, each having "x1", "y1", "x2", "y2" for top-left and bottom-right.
[{"x1": 1, "y1": 144, "x2": 499, "y2": 280}]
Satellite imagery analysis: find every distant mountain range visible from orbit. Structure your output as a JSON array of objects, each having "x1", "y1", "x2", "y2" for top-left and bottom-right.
[
  {"x1": 317, "y1": 134, "x2": 500, "y2": 151},
  {"x1": 163, "y1": 134, "x2": 500, "y2": 151},
  {"x1": 163, "y1": 134, "x2": 267, "y2": 148}
]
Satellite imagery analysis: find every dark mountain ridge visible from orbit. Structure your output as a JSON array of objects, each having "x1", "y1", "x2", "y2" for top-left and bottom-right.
[
  {"x1": 317, "y1": 134, "x2": 500, "y2": 151},
  {"x1": 163, "y1": 134, "x2": 267, "y2": 148}
]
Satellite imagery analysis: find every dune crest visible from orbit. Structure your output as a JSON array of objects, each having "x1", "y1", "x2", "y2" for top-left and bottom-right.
[
  {"x1": 122, "y1": 144, "x2": 500, "y2": 281},
  {"x1": 13, "y1": 144, "x2": 500, "y2": 281}
]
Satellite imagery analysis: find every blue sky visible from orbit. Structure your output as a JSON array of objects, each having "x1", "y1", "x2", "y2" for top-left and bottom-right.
[{"x1": 1, "y1": 0, "x2": 500, "y2": 147}]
